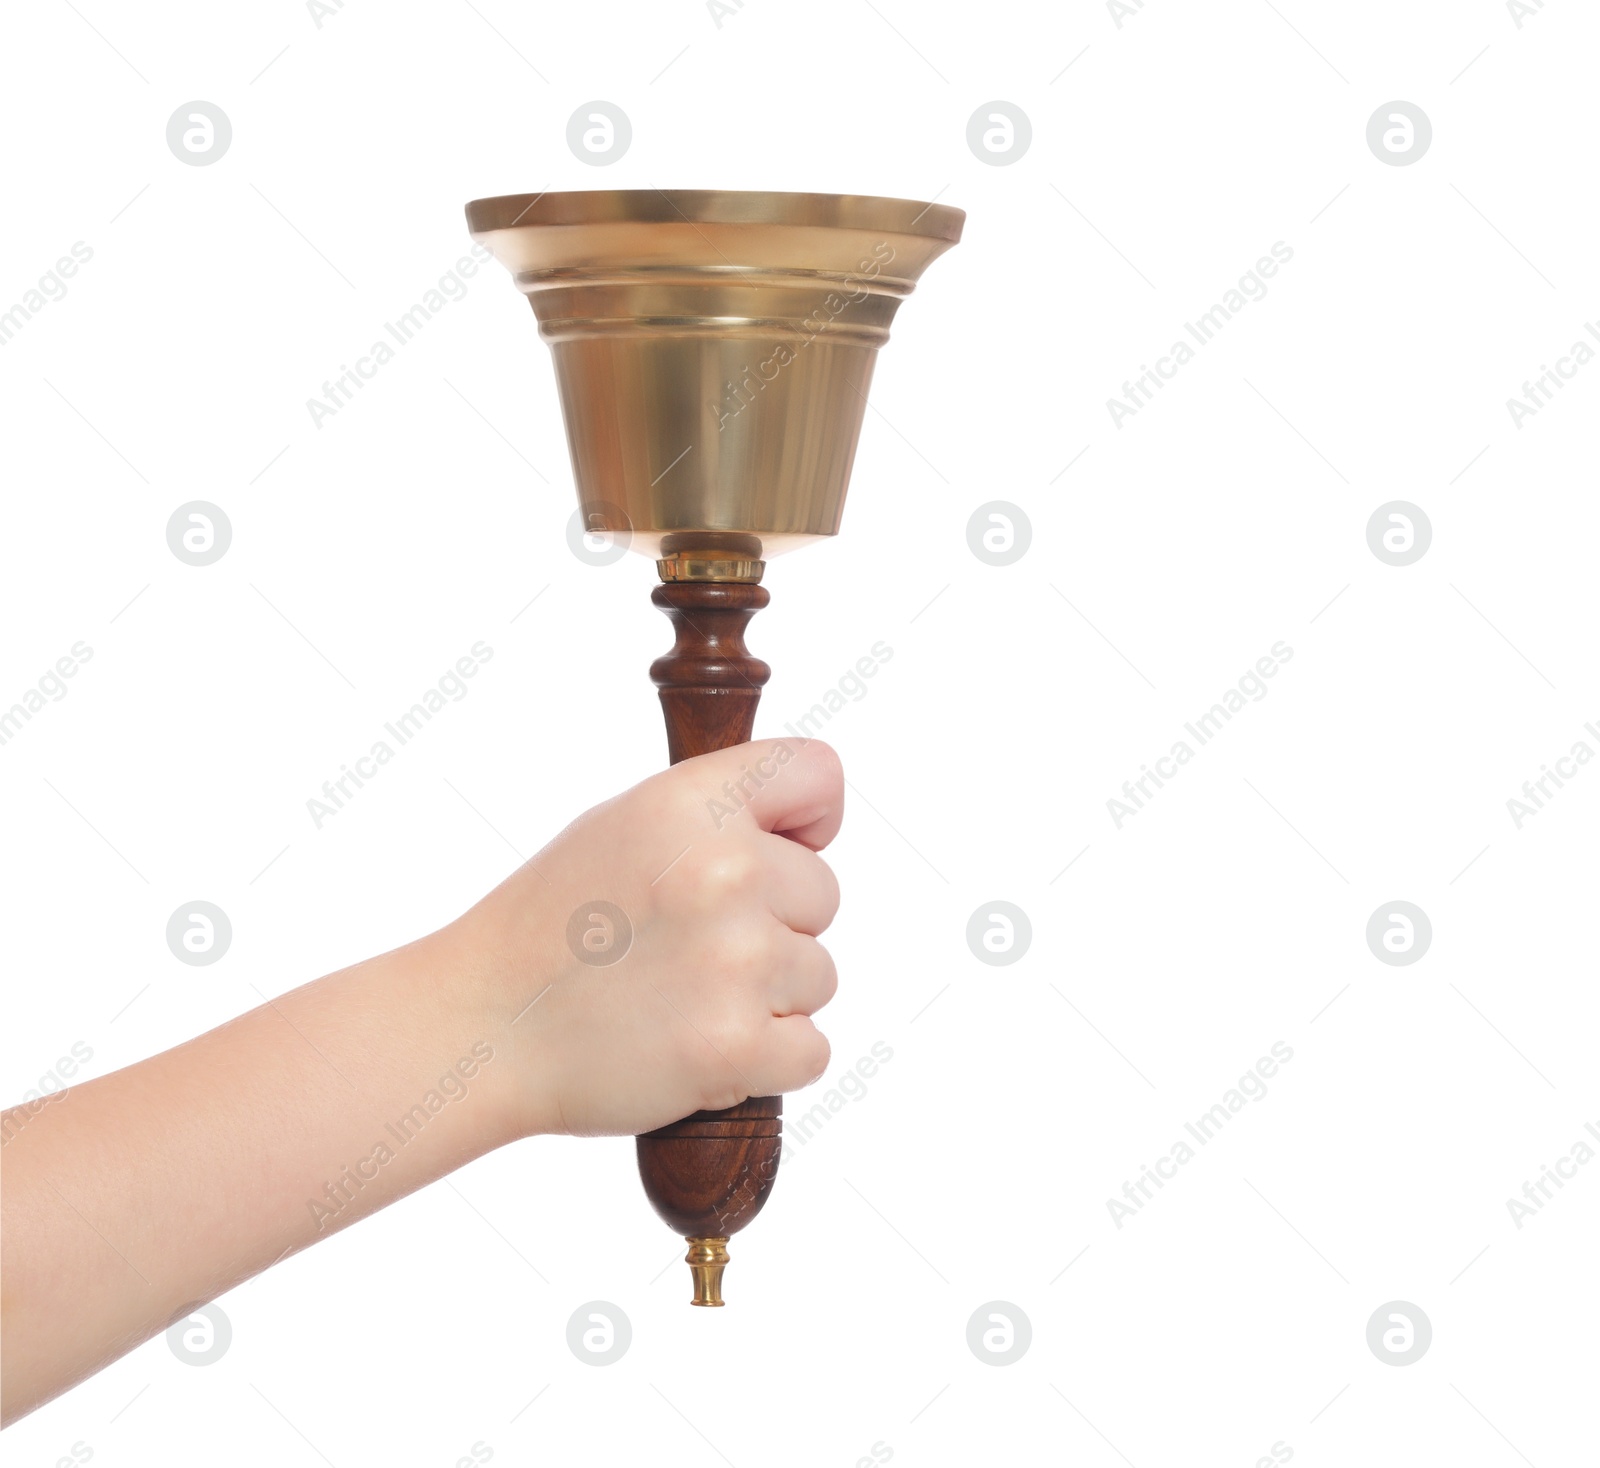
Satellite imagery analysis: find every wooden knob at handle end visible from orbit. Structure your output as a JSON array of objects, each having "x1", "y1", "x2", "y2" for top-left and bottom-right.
[{"x1": 637, "y1": 1096, "x2": 783, "y2": 1305}]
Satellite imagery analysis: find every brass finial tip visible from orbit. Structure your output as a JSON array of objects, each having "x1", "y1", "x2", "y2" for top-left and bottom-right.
[{"x1": 686, "y1": 1236, "x2": 730, "y2": 1307}]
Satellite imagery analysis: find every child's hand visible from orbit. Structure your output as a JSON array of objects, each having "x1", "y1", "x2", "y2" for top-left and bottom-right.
[
  {"x1": 1, "y1": 736, "x2": 843, "y2": 1422},
  {"x1": 459, "y1": 737, "x2": 843, "y2": 1138}
]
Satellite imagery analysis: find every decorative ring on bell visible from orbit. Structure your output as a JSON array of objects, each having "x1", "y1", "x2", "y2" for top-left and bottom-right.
[{"x1": 536, "y1": 315, "x2": 893, "y2": 346}]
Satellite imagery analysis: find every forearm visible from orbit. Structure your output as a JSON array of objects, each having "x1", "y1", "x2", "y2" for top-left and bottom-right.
[{"x1": 1, "y1": 925, "x2": 530, "y2": 1423}]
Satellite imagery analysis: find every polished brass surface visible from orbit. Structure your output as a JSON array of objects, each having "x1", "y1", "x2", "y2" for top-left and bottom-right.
[
  {"x1": 656, "y1": 557, "x2": 764, "y2": 584},
  {"x1": 685, "y1": 1236, "x2": 730, "y2": 1307},
  {"x1": 654, "y1": 529, "x2": 764, "y2": 583},
  {"x1": 467, "y1": 189, "x2": 965, "y2": 579}
]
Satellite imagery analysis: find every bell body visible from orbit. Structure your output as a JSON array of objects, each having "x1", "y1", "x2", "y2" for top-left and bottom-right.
[{"x1": 466, "y1": 189, "x2": 964, "y2": 580}]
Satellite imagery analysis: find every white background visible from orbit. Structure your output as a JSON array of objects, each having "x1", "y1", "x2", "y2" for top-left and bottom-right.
[{"x1": 3, "y1": 1, "x2": 1597, "y2": 1464}]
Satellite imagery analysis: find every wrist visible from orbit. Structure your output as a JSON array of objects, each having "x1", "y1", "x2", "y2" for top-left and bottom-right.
[
  {"x1": 360, "y1": 926, "x2": 537, "y2": 1159},
  {"x1": 420, "y1": 905, "x2": 566, "y2": 1145}
]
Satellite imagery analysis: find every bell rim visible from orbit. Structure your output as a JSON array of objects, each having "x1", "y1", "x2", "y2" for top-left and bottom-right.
[{"x1": 465, "y1": 187, "x2": 965, "y2": 243}]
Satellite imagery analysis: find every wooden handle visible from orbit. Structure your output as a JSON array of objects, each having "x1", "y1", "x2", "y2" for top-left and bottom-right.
[{"x1": 636, "y1": 582, "x2": 784, "y2": 1267}]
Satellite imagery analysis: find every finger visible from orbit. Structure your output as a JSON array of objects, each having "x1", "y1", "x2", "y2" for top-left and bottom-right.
[
  {"x1": 767, "y1": 931, "x2": 838, "y2": 1018},
  {"x1": 761, "y1": 739, "x2": 844, "y2": 851},
  {"x1": 682, "y1": 739, "x2": 844, "y2": 851},
  {"x1": 760, "y1": 837, "x2": 840, "y2": 937},
  {"x1": 751, "y1": 1014, "x2": 831, "y2": 1094}
]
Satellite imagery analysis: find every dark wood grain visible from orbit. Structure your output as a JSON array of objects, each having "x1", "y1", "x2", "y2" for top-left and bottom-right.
[
  {"x1": 637, "y1": 1096, "x2": 783, "y2": 1237},
  {"x1": 648, "y1": 581, "x2": 770, "y2": 762},
  {"x1": 636, "y1": 581, "x2": 783, "y2": 1239}
]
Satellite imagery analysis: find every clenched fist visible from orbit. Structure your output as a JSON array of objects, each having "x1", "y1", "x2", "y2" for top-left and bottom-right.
[{"x1": 457, "y1": 737, "x2": 844, "y2": 1138}]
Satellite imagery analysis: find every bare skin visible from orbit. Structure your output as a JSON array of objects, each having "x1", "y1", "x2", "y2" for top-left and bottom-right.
[{"x1": 1, "y1": 738, "x2": 842, "y2": 1425}]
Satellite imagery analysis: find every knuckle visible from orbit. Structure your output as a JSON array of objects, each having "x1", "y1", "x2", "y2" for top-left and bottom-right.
[
  {"x1": 687, "y1": 847, "x2": 760, "y2": 908},
  {"x1": 637, "y1": 772, "x2": 691, "y2": 826},
  {"x1": 706, "y1": 1007, "x2": 762, "y2": 1075},
  {"x1": 711, "y1": 920, "x2": 777, "y2": 978},
  {"x1": 651, "y1": 764, "x2": 721, "y2": 833},
  {"x1": 701, "y1": 1080, "x2": 749, "y2": 1113}
]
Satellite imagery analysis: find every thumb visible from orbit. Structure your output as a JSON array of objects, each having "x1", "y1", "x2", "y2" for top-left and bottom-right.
[{"x1": 681, "y1": 738, "x2": 844, "y2": 851}]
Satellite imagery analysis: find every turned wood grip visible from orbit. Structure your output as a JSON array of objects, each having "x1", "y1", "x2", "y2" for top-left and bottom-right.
[{"x1": 635, "y1": 582, "x2": 784, "y2": 1240}]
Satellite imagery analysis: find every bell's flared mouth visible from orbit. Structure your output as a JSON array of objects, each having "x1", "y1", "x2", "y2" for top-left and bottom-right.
[
  {"x1": 467, "y1": 188, "x2": 962, "y2": 580},
  {"x1": 465, "y1": 187, "x2": 965, "y2": 242}
]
